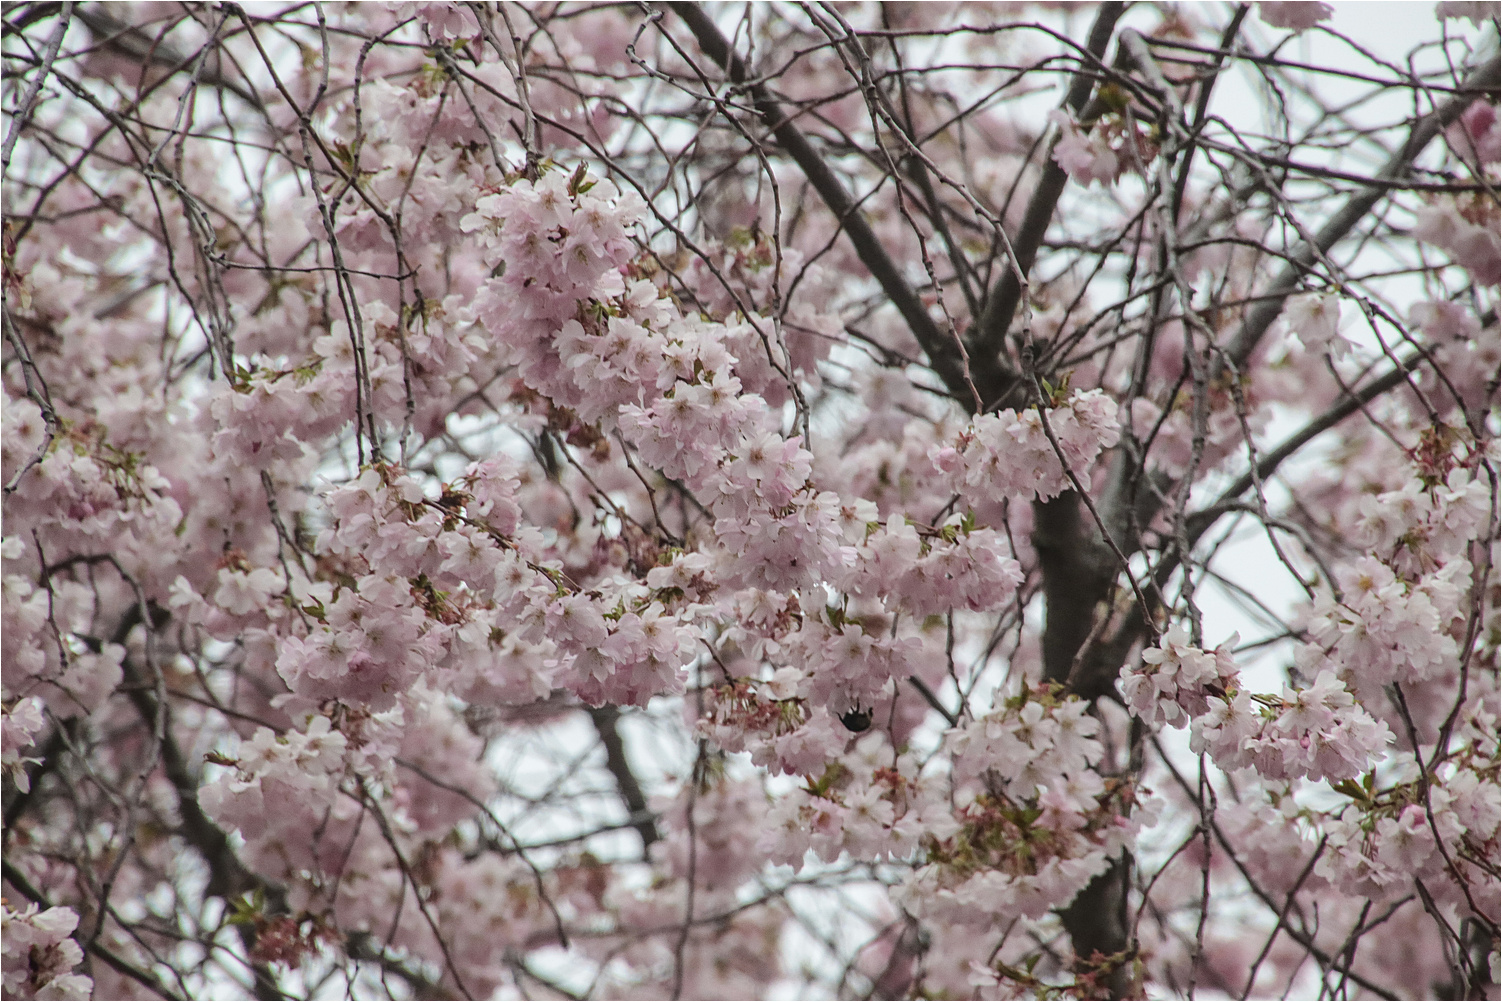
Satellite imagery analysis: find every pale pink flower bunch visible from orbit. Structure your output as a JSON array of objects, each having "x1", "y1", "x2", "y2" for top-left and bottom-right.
[
  {"x1": 1190, "y1": 667, "x2": 1394, "y2": 783},
  {"x1": 418, "y1": 849, "x2": 557, "y2": 998},
  {"x1": 1413, "y1": 196, "x2": 1501, "y2": 286},
  {"x1": 462, "y1": 169, "x2": 867, "y2": 602},
  {"x1": 1307, "y1": 556, "x2": 1466, "y2": 691},
  {"x1": 1447, "y1": 100, "x2": 1501, "y2": 167},
  {"x1": 396, "y1": 692, "x2": 498, "y2": 836},
  {"x1": 693, "y1": 661, "x2": 861, "y2": 775},
  {"x1": 619, "y1": 361, "x2": 767, "y2": 484},
  {"x1": 1318, "y1": 802, "x2": 1450, "y2": 900},
  {"x1": 836, "y1": 520, "x2": 1025, "y2": 617},
  {"x1": 1435, "y1": 1, "x2": 1499, "y2": 24},
  {"x1": 1051, "y1": 110, "x2": 1121, "y2": 187},
  {"x1": 275, "y1": 572, "x2": 448, "y2": 711},
  {"x1": 464, "y1": 172, "x2": 647, "y2": 407},
  {"x1": 785, "y1": 613, "x2": 924, "y2": 710},
  {"x1": 931, "y1": 388, "x2": 1121, "y2": 502},
  {"x1": 199, "y1": 714, "x2": 353, "y2": 880},
  {"x1": 1, "y1": 903, "x2": 92, "y2": 1001},
  {"x1": 1119, "y1": 625, "x2": 1394, "y2": 783},
  {"x1": 1284, "y1": 291, "x2": 1353, "y2": 357},
  {"x1": 889, "y1": 689, "x2": 1142, "y2": 928},
  {"x1": 758, "y1": 731, "x2": 959, "y2": 866},
  {"x1": 3, "y1": 539, "x2": 56, "y2": 700},
  {"x1": 680, "y1": 237, "x2": 842, "y2": 407},
  {"x1": 1410, "y1": 297, "x2": 1484, "y2": 346},
  {"x1": 304, "y1": 298, "x2": 489, "y2": 440},
  {"x1": 1317, "y1": 751, "x2": 1499, "y2": 915},
  {"x1": 1214, "y1": 794, "x2": 1324, "y2": 900},
  {"x1": 555, "y1": 592, "x2": 696, "y2": 706},
  {"x1": 710, "y1": 483, "x2": 846, "y2": 592},
  {"x1": 1257, "y1": 2, "x2": 1334, "y2": 31},
  {"x1": 388, "y1": 1, "x2": 477, "y2": 40},
  {"x1": 4, "y1": 423, "x2": 184, "y2": 577},
  {"x1": 898, "y1": 849, "x2": 1112, "y2": 929},
  {"x1": 3, "y1": 537, "x2": 125, "y2": 718},
  {"x1": 296, "y1": 460, "x2": 698, "y2": 708},
  {"x1": 1, "y1": 695, "x2": 45, "y2": 791},
  {"x1": 949, "y1": 689, "x2": 1108, "y2": 800},
  {"x1": 1120, "y1": 625, "x2": 1239, "y2": 727},
  {"x1": 207, "y1": 370, "x2": 324, "y2": 470},
  {"x1": 1354, "y1": 466, "x2": 1491, "y2": 563},
  {"x1": 1, "y1": 389, "x2": 46, "y2": 485},
  {"x1": 654, "y1": 778, "x2": 772, "y2": 892},
  {"x1": 695, "y1": 673, "x2": 809, "y2": 764}
]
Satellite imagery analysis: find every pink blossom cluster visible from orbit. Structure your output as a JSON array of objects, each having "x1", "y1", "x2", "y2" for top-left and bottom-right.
[
  {"x1": 4, "y1": 536, "x2": 124, "y2": 718},
  {"x1": 1257, "y1": 2, "x2": 1334, "y2": 31},
  {"x1": 931, "y1": 388, "x2": 1121, "y2": 501},
  {"x1": 889, "y1": 690, "x2": 1141, "y2": 928},
  {"x1": 1447, "y1": 100, "x2": 1501, "y2": 168},
  {"x1": 1121, "y1": 630, "x2": 1394, "y2": 783},
  {"x1": 1283, "y1": 291, "x2": 1353, "y2": 358},
  {"x1": 1307, "y1": 556, "x2": 1468, "y2": 692},
  {"x1": 836, "y1": 519, "x2": 1024, "y2": 617},
  {"x1": 1354, "y1": 466, "x2": 1491, "y2": 564},
  {"x1": 2, "y1": 411, "x2": 184, "y2": 580},
  {"x1": 1435, "y1": 1, "x2": 1500, "y2": 24},
  {"x1": 1316, "y1": 785, "x2": 1493, "y2": 908},
  {"x1": 1, "y1": 903, "x2": 92, "y2": 1001},
  {"x1": 783, "y1": 612, "x2": 925, "y2": 710},
  {"x1": 464, "y1": 168, "x2": 867, "y2": 599},
  {"x1": 1187, "y1": 667, "x2": 1393, "y2": 783},
  {"x1": 388, "y1": 1, "x2": 478, "y2": 40},
  {"x1": 680, "y1": 234, "x2": 842, "y2": 407},
  {"x1": 199, "y1": 714, "x2": 352, "y2": 879},
  {"x1": 550, "y1": 591, "x2": 696, "y2": 706},
  {"x1": 1051, "y1": 111, "x2": 1121, "y2": 187},
  {"x1": 1, "y1": 7, "x2": 1497, "y2": 995},
  {"x1": 1413, "y1": 195, "x2": 1501, "y2": 286},
  {"x1": 1, "y1": 695, "x2": 45, "y2": 791},
  {"x1": 1120, "y1": 625, "x2": 1239, "y2": 727},
  {"x1": 464, "y1": 172, "x2": 648, "y2": 411},
  {"x1": 758, "y1": 731, "x2": 961, "y2": 865}
]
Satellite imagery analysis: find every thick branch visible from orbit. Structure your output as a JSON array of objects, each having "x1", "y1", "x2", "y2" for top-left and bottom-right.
[
  {"x1": 588, "y1": 705, "x2": 661, "y2": 850},
  {"x1": 1035, "y1": 493, "x2": 1117, "y2": 685}
]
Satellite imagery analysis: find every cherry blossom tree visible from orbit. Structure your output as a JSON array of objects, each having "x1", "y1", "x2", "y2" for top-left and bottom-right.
[{"x1": 2, "y1": 2, "x2": 1498, "y2": 999}]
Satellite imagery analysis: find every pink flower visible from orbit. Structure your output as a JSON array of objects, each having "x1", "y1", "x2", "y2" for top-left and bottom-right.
[
  {"x1": 1434, "y1": 1, "x2": 1497, "y2": 24},
  {"x1": 1285, "y1": 291, "x2": 1352, "y2": 356},
  {"x1": 1051, "y1": 110, "x2": 1121, "y2": 186},
  {"x1": 1447, "y1": 100, "x2": 1500, "y2": 165},
  {"x1": 1258, "y1": 2, "x2": 1334, "y2": 30}
]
